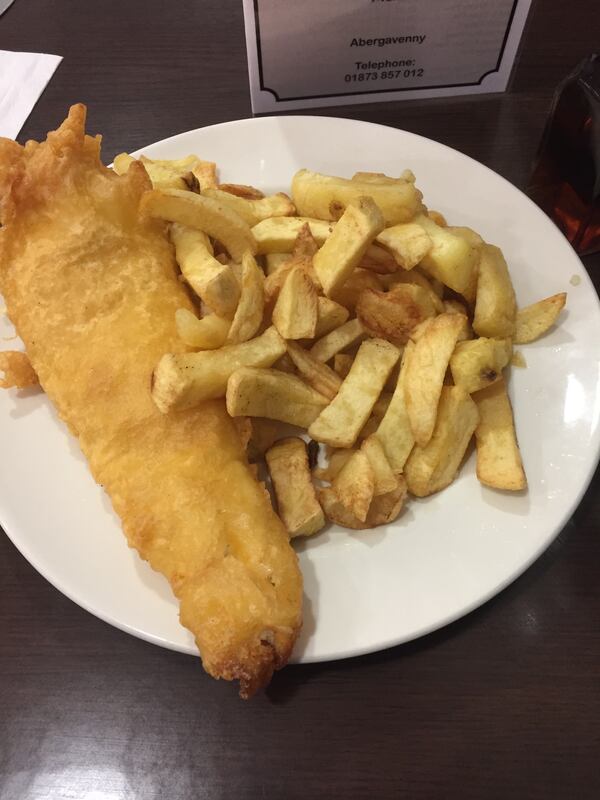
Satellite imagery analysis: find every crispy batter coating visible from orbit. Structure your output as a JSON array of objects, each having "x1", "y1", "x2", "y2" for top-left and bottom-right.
[
  {"x1": 0, "y1": 106, "x2": 302, "y2": 697},
  {"x1": 0, "y1": 350, "x2": 38, "y2": 389}
]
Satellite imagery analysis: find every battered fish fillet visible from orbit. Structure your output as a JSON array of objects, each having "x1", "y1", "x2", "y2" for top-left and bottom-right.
[{"x1": 0, "y1": 105, "x2": 302, "y2": 697}]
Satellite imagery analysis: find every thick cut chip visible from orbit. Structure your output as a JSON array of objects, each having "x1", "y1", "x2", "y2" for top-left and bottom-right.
[
  {"x1": 356, "y1": 284, "x2": 436, "y2": 346},
  {"x1": 175, "y1": 308, "x2": 231, "y2": 349},
  {"x1": 312, "y1": 197, "x2": 385, "y2": 297},
  {"x1": 113, "y1": 153, "x2": 204, "y2": 191},
  {"x1": 272, "y1": 266, "x2": 318, "y2": 339},
  {"x1": 351, "y1": 170, "x2": 413, "y2": 185},
  {"x1": 227, "y1": 251, "x2": 265, "y2": 343},
  {"x1": 376, "y1": 222, "x2": 432, "y2": 269},
  {"x1": 292, "y1": 222, "x2": 320, "y2": 258},
  {"x1": 115, "y1": 153, "x2": 188, "y2": 190},
  {"x1": 152, "y1": 326, "x2": 286, "y2": 412},
  {"x1": 404, "y1": 313, "x2": 466, "y2": 447},
  {"x1": 308, "y1": 338, "x2": 400, "y2": 448},
  {"x1": 318, "y1": 479, "x2": 407, "y2": 529},
  {"x1": 252, "y1": 216, "x2": 336, "y2": 253},
  {"x1": 443, "y1": 299, "x2": 472, "y2": 340},
  {"x1": 361, "y1": 435, "x2": 399, "y2": 495},
  {"x1": 375, "y1": 343, "x2": 415, "y2": 471},
  {"x1": 191, "y1": 159, "x2": 218, "y2": 190},
  {"x1": 381, "y1": 269, "x2": 445, "y2": 313},
  {"x1": 447, "y1": 225, "x2": 484, "y2": 248},
  {"x1": 450, "y1": 337, "x2": 512, "y2": 394},
  {"x1": 332, "y1": 269, "x2": 382, "y2": 312},
  {"x1": 473, "y1": 244, "x2": 517, "y2": 338},
  {"x1": 292, "y1": 169, "x2": 423, "y2": 226},
  {"x1": 366, "y1": 477, "x2": 408, "y2": 525},
  {"x1": 266, "y1": 438, "x2": 325, "y2": 537},
  {"x1": 314, "y1": 297, "x2": 350, "y2": 338},
  {"x1": 473, "y1": 378, "x2": 527, "y2": 490},
  {"x1": 264, "y1": 255, "x2": 319, "y2": 309},
  {"x1": 286, "y1": 341, "x2": 342, "y2": 400},
  {"x1": 203, "y1": 187, "x2": 295, "y2": 227},
  {"x1": 514, "y1": 292, "x2": 567, "y2": 344},
  {"x1": 310, "y1": 318, "x2": 365, "y2": 363},
  {"x1": 358, "y1": 243, "x2": 400, "y2": 274},
  {"x1": 416, "y1": 214, "x2": 480, "y2": 297},
  {"x1": 226, "y1": 367, "x2": 329, "y2": 428},
  {"x1": 170, "y1": 224, "x2": 240, "y2": 316},
  {"x1": 331, "y1": 450, "x2": 375, "y2": 522},
  {"x1": 218, "y1": 183, "x2": 264, "y2": 200},
  {"x1": 140, "y1": 188, "x2": 256, "y2": 261},
  {"x1": 404, "y1": 386, "x2": 479, "y2": 497}
]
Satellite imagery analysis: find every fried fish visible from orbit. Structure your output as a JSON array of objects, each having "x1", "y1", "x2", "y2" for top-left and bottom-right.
[{"x1": 0, "y1": 105, "x2": 302, "y2": 697}]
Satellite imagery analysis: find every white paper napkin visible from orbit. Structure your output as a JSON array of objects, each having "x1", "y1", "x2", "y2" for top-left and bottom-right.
[{"x1": 0, "y1": 50, "x2": 62, "y2": 139}]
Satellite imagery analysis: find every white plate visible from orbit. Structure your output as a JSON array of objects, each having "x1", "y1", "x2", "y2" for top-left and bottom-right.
[{"x1": 1, "y1": 116, "x2": 600, "y2": 664}]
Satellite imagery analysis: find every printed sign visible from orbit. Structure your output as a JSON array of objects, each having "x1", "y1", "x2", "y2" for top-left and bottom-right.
[{"x1": 243, "y1": 0, "x2": 532, "y2": 112}]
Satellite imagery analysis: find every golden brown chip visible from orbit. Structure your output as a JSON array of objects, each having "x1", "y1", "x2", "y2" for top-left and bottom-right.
[
  {"x1": 473, "y1": 378, "x2": 527, "y2": 491},
  {"x1": 356, "y1": 284, "x2": 436, "y2": 346},
  {"x1": 358, "y1": 243, "x2": 401, "y2": 274},
  {"x1": 292, "y1": 168, "x2": 423, "y2": 226},
  {"x1": 310, "y1": 318, "x2": 365, "y2": 363},
  {"x1": 226, "y1": 251, "x2": 265, "y2": 343},
  {"x1": 417, "y1": 214, "x2": 480, "y2": 297},
  {"x1": 152, "y1": 326, "x2": 286, "y2": 411},
  {"x1": 404, "y1": 313, "x2": 467, "y2": 447},
  {"x1": 308, "y1": 338, "x2": 400, "y2": 448},
  {"x1": 286, "y1": 341, "x2": 342, "y2": 400},
  {"x1": 312, "y1": 197, "x2": 385, "y2": 297},
  {"x1": 404, "y1": 386, "x2": 479, "y2": 497},
  {"x1": 450, "y1": 337, "x2": 512, "y2": 394},
  {"x1": 376, "y1": 222, "x2": 432, "y2": 269},
  {"x1": 272, "y1": 266, "x2": 318, "y2": 339},
  {"x1": 218, "y1": 183, "x2": 265, "y2": 200},
  {"x1": 226, "y1": 367, "x2": 329, "y2": 428},
  {"x1": 141, "y1": 188, "x2": 256, "y2": 262},
  {"x1": 332, "y1": 269, "x2": 382, "y2": 313},
  {"x1": 473, "y1": 244, "x2": 517, "y2": 338},
  {"x1": 514, "y1": 292, "x2": 567, "y2": 344},
  {"x1": 361, "y1": 435, "x2": 399, "y2": 495},
  {"x1": 266, "y1": 438, "x2": 325, "y2": 537},
  {"x1": 331, "y1": 450, "x2": 375, "y2": 522},
  {"x1": 375, "y1": 344, "x2": 415, "y2": 471},
  {"x1": 314, "y1": 297, "x2": 350, "y2": 338},
  {"x1": 292, "y1": 222, "x2": 320, "y2": 258},
  {"x1": 318, "y1": 480, "x2": 407, "y2": 529}
]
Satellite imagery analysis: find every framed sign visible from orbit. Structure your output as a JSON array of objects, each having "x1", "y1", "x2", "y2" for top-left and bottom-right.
[{"x1": 243, "y1": 0, "x2": 532, "y2": 112}]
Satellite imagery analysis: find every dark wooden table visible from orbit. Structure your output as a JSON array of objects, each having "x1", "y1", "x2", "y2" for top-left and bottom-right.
[{"x1": 1, "y1": 2, "x2": 599, "y2": 798}]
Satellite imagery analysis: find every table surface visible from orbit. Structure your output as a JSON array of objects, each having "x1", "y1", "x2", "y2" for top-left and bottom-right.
[{"x1": 1, "y1": 2, "x2": 599, "y2": 798}]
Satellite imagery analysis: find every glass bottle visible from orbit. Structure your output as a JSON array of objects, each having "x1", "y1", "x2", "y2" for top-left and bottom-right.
[{"x1": 528, "y1": 54, "x2": 600, "y2": 256}]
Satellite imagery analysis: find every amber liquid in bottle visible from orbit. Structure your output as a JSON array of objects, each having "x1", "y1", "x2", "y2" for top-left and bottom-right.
[{"x1": 528, "y1": 54, "x2": 600, "y2": 256}]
